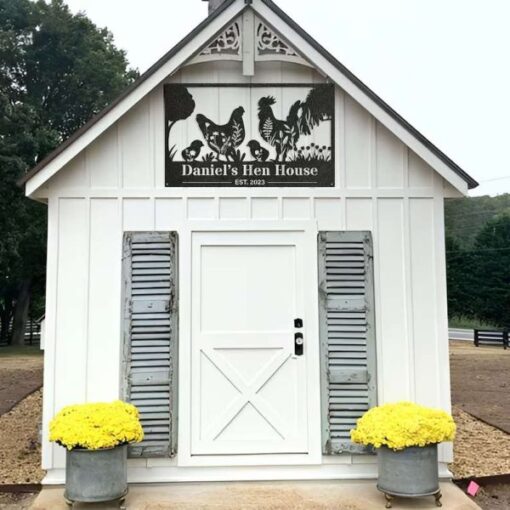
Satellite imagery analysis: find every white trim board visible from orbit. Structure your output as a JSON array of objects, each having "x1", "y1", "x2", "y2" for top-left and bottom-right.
[{"x1": 42, "y1": 462, "x2": 454, "y2": 485}]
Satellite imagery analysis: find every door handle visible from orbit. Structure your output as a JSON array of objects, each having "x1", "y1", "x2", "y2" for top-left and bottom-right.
[{"x1": 295, "y1": 332, "x2": 304, "y2": 356}]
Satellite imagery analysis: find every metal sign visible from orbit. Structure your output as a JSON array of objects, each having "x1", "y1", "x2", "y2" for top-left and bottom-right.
[{"x1": 164, "y1": 84, "x2": 335, "y2": 187}]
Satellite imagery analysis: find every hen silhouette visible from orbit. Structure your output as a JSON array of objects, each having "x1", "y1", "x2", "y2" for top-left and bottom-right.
[{"x1": 196, "y1": 107, "x2": 245, "y2": 161}]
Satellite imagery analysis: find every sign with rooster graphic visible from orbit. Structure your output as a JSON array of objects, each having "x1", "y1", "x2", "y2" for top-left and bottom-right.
[{"x1": 164, "y1": 84, "x2": 335, "y2": 187}]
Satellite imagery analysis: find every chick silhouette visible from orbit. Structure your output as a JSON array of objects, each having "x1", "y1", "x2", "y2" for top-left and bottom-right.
[
  {"x1": 182, "y1": 140, "x2": 204, "y2": 162},
  {"x1": 247, "y1": 140, "x2": 270, "y2": 162}
]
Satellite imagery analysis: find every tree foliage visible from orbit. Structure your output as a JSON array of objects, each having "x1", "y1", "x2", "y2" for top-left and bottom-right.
[
  {"x1": 445, "y1": 194, "x2": 510, "y2": 248},
  {"x1": 445, "y1": 234, "x2": 472, "y2": 319},
  {"x1": 445, "y1": 195, "x2": 510, "y2": 327},
  {"x1": 0, "y1": 0, "x2": 137, "y2": 344},
  {"x1": 469, "y1": 215, "x2": 510, "y2": 326}
]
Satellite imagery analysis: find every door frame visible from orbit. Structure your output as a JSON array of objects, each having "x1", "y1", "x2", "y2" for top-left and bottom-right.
[{"x1": 177, "y1": 221, "x2": 322, "y2": 467}]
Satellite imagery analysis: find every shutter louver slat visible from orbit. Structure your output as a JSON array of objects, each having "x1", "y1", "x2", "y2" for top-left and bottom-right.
[
  {"x1": 319, "y1": 231, "x2": 377, "y2": 455},
  {"x1": 123, "y1": 232, "x2": 178, "y2": 458}
]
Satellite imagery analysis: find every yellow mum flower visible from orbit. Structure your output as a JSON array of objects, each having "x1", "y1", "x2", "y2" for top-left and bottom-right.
[
  {"x1": 49, "y1": 401, "x2": 144, "y2": 450},
  {"x1": 350, "y1": 402, "x2": 456, "y2": 450}
]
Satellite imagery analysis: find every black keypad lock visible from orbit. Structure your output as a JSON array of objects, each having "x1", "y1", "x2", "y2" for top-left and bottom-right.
[{"x1": 295, "y1": 332, "x2": 304, "y2": 356}]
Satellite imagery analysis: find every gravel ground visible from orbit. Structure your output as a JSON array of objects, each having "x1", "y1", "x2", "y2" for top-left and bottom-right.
[
  {"x1": 0, "y1": 389, "x2": 45, "y2": 484},
  {"x1": 450, "y1": 407, "x2": 510, "y2": 479}
]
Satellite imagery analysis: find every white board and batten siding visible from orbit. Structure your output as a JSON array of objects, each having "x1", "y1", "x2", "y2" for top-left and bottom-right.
[{"x1": 41, "y1": 60, "x2": 454, "y2": 481}]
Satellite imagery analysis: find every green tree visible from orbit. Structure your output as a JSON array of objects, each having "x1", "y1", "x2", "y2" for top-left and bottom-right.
[
  {"x1": 445, "y1": 235, "x2": 472, "y2": 319},
  {"x1": 445, "y1": 194, "x2": 510, "y2": 249},
  {"x1": 470, "y1": 214, "x2": 510, "y2": 327},
  {"x1": 0, "y1": 0, "x2": 138, "y2": 345}
]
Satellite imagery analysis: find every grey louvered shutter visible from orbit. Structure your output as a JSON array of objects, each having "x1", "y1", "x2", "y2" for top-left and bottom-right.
[
  {"x1": 318, "y1": 231, "x2": 377, "y2": 454},
  {"x1": 122, "y1": 232, "x2": 178, "y2": 457}
]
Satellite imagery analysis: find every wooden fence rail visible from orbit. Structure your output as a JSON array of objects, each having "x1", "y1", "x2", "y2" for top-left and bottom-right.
[
  {"x1": 474, "y1": 329, "x2": 508, "y2": 350},
  {"x1": 0, "y1": 318, "x2": 42, "y2": 346}
]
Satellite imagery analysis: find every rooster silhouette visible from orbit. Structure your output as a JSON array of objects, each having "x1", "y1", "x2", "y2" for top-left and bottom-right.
[
  {"x1": 196, "y1": 107, "x2": 246, "y2": 161},
  {"x1": 258, "y1": 85, "x2": 334, "y2": 162},
  {"x1": 258, "y1": 98, "x2": 301, "y2": 162}
]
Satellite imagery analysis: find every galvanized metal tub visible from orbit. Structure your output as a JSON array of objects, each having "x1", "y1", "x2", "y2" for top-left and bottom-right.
[
  {"x1": 64, "y1": 444, "x2": 128, "y2": 504},
  {"x1": 377, "y1": 444, "x2": 439, "y2": 497}
]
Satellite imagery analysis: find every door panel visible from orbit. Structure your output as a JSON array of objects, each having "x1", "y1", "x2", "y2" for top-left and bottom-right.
[{"x1": 191, "y1": 231, "x2": 308, "y2": 455}]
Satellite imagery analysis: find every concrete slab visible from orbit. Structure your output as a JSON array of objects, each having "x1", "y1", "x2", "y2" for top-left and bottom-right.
[{"x1": 31, "y1": 481, "x2": 481, "y2": 510}]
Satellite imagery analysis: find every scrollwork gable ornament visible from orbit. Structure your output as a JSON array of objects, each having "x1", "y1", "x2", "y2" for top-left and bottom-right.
[
  {"x1": 190, "y1": 15, "x2": 309, "y2": 68},
  {"x1": 256, "y1": 22, "x2": 298, "y2": 58},
  {"x1": 199, "y1": 22, "x2": 241, "y2": 58}
]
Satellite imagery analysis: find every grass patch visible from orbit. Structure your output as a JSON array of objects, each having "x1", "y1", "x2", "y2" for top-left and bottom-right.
[
  {"x1": 0, "y1": 345, "x2": 42, "y2": 357},
  {"x1": 449, "y1": 315, "x2": 499, "y2": 330}
]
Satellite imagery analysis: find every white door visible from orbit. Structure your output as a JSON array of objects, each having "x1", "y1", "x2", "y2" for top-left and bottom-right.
[{"x1": 191, "y1": 231, "x2": 309, "y2": 455}]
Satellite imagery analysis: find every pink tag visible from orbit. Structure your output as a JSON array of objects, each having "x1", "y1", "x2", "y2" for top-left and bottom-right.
[{"x1": 467, "y1": 481, "x2": 480, "y2": 497}]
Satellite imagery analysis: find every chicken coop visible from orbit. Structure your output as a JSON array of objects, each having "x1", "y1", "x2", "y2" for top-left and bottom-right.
[{"x1": 20, "y1": 0, "x2": 478, "y2": 485}]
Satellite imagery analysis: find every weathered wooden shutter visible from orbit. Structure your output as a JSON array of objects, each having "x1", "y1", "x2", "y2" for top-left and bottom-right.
[
  {"x1": 318, "y1": 231, "x2": 377, "y2": 454},
  {"x1": 122, "y1": 232, "x2": 178, "y2": 457}
]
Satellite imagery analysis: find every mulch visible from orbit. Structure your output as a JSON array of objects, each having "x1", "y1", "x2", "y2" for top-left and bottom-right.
[
  {"x1": 450, "y1": 341, "x2": 510, "y2": 434},
  {"x1": 0, "y1": 356, "x2": 43, "y2": 416}
]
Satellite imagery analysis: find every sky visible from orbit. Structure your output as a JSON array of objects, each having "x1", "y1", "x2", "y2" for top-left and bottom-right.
[{"x1": 64, "y1": 0, "x2": 510, "y2": 197}]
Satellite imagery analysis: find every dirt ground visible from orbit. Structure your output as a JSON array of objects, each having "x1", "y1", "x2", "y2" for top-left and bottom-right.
[
  {"x1": 450, "y1": 341, "x2": 510, "y2": 433},
  {"x1": 0, "y1": 350, "x2": 43, "y2": 416},
  {"x1": 454, "y1": 479, "x2": 510, "y2": 510},
  {"x1": 474, "y1": 484, "x2": 510, "y2": 510},
  {"x1": 0, "y1": 492, "x2": 37, "y2": 510},
  {"x1": 449, "y1": 341, "x2": 510, "y2": 510}
]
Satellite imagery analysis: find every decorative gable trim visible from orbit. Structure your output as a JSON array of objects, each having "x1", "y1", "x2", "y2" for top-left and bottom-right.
[
  {"x1": 196, "y1": 20, "x2": 242, "y2": 61},
  {"x1": 188, "y1": 14, "x2": 309, "y2": 67},
  {"x1": 19, "y1": 0, "x2": 477, "y2": 195},
  {"x1": 256, "y1": 21, "x2": 297, "y2": 57}
]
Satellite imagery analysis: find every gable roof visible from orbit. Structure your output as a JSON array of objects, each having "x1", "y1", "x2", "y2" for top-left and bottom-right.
[{"x1": 19, "y1": 0, "x2": 478, "y2": 193}]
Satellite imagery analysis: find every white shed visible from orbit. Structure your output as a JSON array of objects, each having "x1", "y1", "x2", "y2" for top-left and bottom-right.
[{"x1": 21, "y1": 0, "x2": 478, "y2": 485}]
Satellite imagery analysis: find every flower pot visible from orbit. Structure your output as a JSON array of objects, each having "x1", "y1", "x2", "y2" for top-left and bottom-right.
[
  {"x1": 377, "y1": 444, "x2": 441, "y2": 507},
  {"x1": 64, "y1": 444, "x2": 128, "y2": 504}
]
